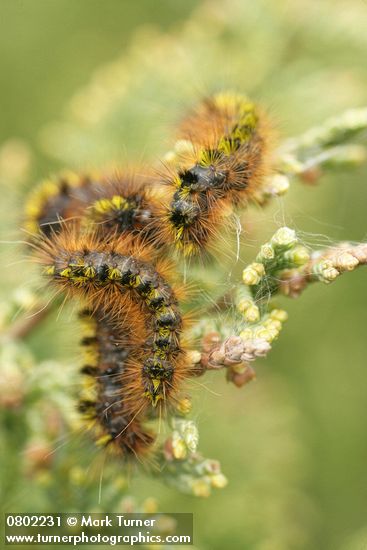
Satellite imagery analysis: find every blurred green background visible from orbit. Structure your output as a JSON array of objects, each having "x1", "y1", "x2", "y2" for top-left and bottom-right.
[{"x1": 1, "y1": 1, "x2": 367, "y2": 549}]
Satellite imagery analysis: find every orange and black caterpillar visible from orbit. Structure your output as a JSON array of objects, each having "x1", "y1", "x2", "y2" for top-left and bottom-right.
[
  {"x1": 25, "y1": 91, "x2": 270, "y2": 459},
  {"x1": 158, "y1": 93, "x2": 269, "y2": 256},
  {"x1": 39, "y1": 230, "x2": 189, "y2": 410},
  {"x1": 78, "y1": 308, "x2": 154, "y2": 458}
]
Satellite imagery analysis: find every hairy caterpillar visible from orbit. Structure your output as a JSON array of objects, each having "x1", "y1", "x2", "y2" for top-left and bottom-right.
[
  {"x1": 38, "y1": 229, "x2": 190, "y2": 410},
  {"x1": 25, "y1": 172, "x2": 188, "y2": 457},
  {"x1": 158, "y1": 92, "x2": 270, "y2": 256},
  {"x1": 78, "y1": 308, "x2": 154, "y2": 458},
  {"x1": 25, "y1": 91, "x2": 269, "y2": 461}
]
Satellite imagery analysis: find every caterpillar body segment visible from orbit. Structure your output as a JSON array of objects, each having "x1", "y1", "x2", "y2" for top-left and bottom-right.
[
  {"x1": 86, "y1": 173, "x2": 164, "y2": 247},
  {"x1": 24, "y1": 172, "x2": 102, "y2": 237}
]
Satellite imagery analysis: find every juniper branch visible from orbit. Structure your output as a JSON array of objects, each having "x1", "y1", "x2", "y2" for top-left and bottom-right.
[
  {"x1": 192, "y1": 227, "x2": 367, "y2": 387},
  {"x1": 278, "y1": 107, "x2": 367, "y2": 184}
]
